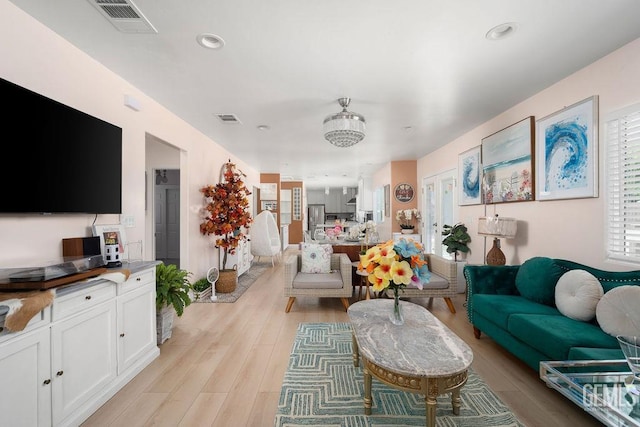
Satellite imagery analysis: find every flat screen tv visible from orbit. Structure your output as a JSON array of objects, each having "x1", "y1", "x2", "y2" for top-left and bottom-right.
[{"x1": 0, "y1": 77, "x2": 122, "y2": 214}]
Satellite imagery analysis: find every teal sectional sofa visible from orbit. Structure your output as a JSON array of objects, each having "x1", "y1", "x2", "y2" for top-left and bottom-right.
[{"x1": 464, "y1": 257, "x2": 640, "y2": 371}]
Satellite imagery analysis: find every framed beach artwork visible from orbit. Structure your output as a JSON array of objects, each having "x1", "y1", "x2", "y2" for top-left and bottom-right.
[
  {"x1": 481, "y1": 116, "x2": 535, "y2": 204},
  {"x1": 458, "y1": 146, "x2": 482, "y2": 205},
  {"x1": 92, "y1": 224, "x2": 127, "y2": 259},
  {"x1": 535, "y1": 96, "x2": 599, "y2": 201}
]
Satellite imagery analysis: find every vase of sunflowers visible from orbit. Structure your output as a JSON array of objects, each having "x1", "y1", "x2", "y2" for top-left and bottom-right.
[{"x1": 358, "y1": 238, "x2": 430, "y2": 325}]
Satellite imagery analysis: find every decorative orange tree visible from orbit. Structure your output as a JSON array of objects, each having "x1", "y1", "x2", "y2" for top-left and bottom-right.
[{"x1": 200, "y1": 161, "x2": 252, "y2": 270}]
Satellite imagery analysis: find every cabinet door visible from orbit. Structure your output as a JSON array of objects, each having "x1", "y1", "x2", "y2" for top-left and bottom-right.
[
  {"x1": 117, "y1": 283, "x2": 156, "y2": 374},
  {"x1": 0, "y1": 328, "x2": 51, "y2": 426},
  {"x1": 51, "y1": 301, "x2": 117, "y2": 425}
]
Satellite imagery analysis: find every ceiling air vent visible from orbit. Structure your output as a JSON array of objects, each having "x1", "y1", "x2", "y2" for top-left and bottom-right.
[
  {"x1": 216, "y1": 114, "x2": 242, "y2": 124},
  {"x1": 88, "y1": 0, "x2": 158, "y2": 33}
]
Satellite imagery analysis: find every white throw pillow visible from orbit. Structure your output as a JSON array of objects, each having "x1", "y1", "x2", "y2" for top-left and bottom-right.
[
  {"x1": 300, "y1": 243, "x2": 332, "y2": 273},
  {"x1": 596, "y1": 285, "x2": 640, "y2": 337},
  {"x1": 554, "y1": 270, "x2": 604, "y2": 321}
]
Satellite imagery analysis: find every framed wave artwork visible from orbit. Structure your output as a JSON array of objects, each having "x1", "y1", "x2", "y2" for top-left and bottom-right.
[
  {"x1": 458, "y1": 146, "x2": 482, "y2": 205},
  {"x1": 535, "y1": 96, "x2": 598, "y2": 201}
]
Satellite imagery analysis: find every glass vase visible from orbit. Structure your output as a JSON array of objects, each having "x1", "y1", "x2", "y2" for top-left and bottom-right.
[{"x1": 389, "y1": 287, "x2": 404, "y2": 325}]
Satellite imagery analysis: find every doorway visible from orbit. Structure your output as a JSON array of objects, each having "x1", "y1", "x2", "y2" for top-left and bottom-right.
[
  {"x1": 422, "y1": 169, "x2": 457, "y2": 257},
  {"x1": 154, "y1": 169, "x2": 180, "y2": 266}
]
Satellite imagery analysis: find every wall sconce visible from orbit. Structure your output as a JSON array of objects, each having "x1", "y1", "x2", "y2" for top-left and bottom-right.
[{"x1": 478, "y1": 214, "x2": 518, "y2": 265}]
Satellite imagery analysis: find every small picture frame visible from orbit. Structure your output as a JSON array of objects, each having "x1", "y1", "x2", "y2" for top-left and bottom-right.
[
  {"x1": 93, "y1": 224, "x2": 127, "y2": 260},
  {"x1": 458, "y1": 145, "x2": 482, "y2": 205},
  {"x1": 535, "y1": 95, "x2": 599, "y2": 201}
]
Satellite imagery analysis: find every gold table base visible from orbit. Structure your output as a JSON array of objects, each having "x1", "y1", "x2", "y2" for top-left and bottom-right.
[{"x1": 352, "y1": 333, "x2": 468, "y2": 427}]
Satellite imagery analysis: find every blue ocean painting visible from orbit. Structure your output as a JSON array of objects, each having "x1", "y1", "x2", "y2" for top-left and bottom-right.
[
  {"x1": 462, "y1": 152, "x2": 480, "y2": 200},
  {"x1": 544, "y1": 119, "x2": 588, "y2": 191}
]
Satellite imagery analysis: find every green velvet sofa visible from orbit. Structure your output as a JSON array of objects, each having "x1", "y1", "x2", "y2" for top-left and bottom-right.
[{"x1": 464, "y1": 257, "x2": 640, "y2": 371}]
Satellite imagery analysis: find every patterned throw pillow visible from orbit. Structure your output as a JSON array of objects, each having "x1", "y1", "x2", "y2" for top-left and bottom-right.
[{"x1": 301, "y1": 243, "x2": 332, "y2": 273}]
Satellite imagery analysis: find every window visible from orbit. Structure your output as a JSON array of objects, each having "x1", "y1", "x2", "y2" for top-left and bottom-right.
[{"x1": 606, "y1": 103, "x2": 640, "y2": 263}]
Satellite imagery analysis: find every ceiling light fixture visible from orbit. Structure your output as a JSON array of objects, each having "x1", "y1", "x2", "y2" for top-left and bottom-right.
[
  {"x1": 485, "y1": 23, "x2": 517, "y2": 41},
  {"x1": 323, "y1": 97, "x2": 366, "y2": 148},
  {"x1": 196, "y1": 33, "x2": 225, "y2": 49}
]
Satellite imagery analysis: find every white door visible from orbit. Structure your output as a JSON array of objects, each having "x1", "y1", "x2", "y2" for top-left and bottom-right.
[{"x1": 422, "y1": 169, "x2": 457, "y2": 258}]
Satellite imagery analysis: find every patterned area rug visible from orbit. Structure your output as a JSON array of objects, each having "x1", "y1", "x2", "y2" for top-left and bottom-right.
[
  {"x1": 193, "y1": 261, "x2": 271, "y2": 303},
  {"x1": 275, "y1": 322, "x2": 525, "y2": 426}
]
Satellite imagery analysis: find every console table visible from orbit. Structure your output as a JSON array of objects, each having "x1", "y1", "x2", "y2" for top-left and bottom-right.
[{"x1": 347, "y1": 299, "x2": 473, "y2": 426}]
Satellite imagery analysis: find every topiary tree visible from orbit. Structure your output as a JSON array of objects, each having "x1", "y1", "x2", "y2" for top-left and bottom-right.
[
  {"x1": 441, "y1": 223, "x2": 471, "y2": 261},
  {"x1": 200, "y1": 161, "x2": 252, "y2": 270}
]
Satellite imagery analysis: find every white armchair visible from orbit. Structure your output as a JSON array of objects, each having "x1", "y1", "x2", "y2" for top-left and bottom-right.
[{"x1": 250, "y1": 210, "x2": 282, "y2": 266}]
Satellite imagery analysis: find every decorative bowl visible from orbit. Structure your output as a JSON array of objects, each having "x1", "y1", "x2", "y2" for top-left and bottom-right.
[{"x1": 617, "y1": 335, "x2": 640, "y2": 380}]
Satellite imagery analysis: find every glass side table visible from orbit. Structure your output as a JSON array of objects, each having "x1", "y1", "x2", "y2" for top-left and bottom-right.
[{"x1": 540, "y1": 359, "x2": 640, "y2": 426}]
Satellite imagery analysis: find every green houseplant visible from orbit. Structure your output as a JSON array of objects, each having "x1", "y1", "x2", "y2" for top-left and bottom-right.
[
  {"x1": 156, "y1": 262, "x2": 192, "y2": 344},
  {"x1": 441, "y1": 223, "x2": 471, "y2": 261}
]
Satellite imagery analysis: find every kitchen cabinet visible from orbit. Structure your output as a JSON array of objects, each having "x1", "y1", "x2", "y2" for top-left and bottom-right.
[
  {"x1": 357, "y1": 178, "x2": 373, "y2": 211},
  {"x1": 0, "y1": 262, "x2": 160, "y2": 426}
]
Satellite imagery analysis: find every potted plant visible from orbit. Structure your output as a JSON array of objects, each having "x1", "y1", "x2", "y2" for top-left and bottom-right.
[
  {"x1": 155, "y1": 262, "x2": 193, "y2": 344},
  {"x1": 191, "y1": 277, "x2": 212, "y2": 301},
  {"x1": 200, "y1": 160, "x2": 252, "y2": 293},
  {"x1": 441, "y1": 223, "x2": 471, "y2": 261},
  {"x1": 396, "y1": 208, "x2": 421, "y2": 233}
]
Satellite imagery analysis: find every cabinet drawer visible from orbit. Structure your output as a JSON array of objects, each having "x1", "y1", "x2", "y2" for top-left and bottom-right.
[
  {"x1": 117, "y1": 269, "x2": 154, "y2": 295},
  {"x1": 52, "y1": 282, "x2": 116, "y2": 321}
]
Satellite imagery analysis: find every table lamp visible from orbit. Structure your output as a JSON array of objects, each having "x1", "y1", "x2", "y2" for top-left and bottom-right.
[{"x1": 478, "y1": 214, "x2": 517, "y2": 265}]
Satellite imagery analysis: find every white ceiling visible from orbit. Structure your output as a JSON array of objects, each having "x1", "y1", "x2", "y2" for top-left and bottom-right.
[{"x1": 9, "y1": 0, "x2": 640, "y2": 188}]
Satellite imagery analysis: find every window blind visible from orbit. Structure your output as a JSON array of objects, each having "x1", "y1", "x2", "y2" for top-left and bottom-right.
[{"x1": 607, "y1": 105, "x2": 640, "y2": 263}]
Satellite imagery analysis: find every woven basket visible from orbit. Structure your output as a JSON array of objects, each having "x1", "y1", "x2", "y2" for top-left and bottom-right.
[{"x1": 217, "y1": 269, "x2": 238, "y2": 293}]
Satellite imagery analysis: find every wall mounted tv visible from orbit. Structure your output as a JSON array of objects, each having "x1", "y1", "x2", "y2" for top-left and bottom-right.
[{"x1": 0, "y1": 77, "x2": 122, "y2": 214}]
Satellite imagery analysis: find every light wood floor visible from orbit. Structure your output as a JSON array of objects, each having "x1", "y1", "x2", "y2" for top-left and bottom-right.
[{"x1": 83, "y1": 250, "x2": 604, "y2": 427}]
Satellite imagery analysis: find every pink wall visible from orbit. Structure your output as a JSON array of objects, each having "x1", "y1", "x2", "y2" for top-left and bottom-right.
[
  {"x1": 417, "y1": 37, "x2": 640, "y2": 270},
  {"x1": 0, "y1": 1, "x2": 259, "y2": 279}
]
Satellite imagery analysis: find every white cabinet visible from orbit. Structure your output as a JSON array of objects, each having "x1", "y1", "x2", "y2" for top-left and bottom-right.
[
  {"x1": 51, "y1": 299, "x2": 117, "y2": 425},
  {"x1": 280, "y1": 189, "x2": 291, "y2": 225},
  {"x1": 358, "y1": 178, "x2": 373, "y2": 211},
  {"x1": 116, "y1": 270, "x2": 156, "y2": 374},
  {"x1": 280, "y1": 225, "x2": 289, "y2": 250},
  {"x1": 0, "y1": 263, "x2": 160, "y2": 426},
  {"x1": 0, "y1": 327, "x2": 51, "y2": 426},
  {"x1": 220, "y1": 237, "x2": 252, "y2": 276}
]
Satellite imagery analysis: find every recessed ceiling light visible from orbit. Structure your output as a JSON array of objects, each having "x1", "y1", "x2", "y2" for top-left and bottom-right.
[
  {"x1": 257, "y1": 124, "x2": 270, "y2": 131},
  {"x1": 485, "y1": 23, "x2": 517, "y2": 41},
  {"x1": 196, "y1": 33, "x2": 225, "y2": 49}
]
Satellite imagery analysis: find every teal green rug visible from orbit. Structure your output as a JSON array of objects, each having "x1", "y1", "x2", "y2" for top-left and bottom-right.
[{"x1": 274, "y1": 322, "x2": 524, "y2": 426}]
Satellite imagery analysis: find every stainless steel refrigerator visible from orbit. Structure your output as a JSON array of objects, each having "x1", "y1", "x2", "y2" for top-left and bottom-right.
[{"x1": 308, "y1": 204, "x2": 325, "y2": 238}]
